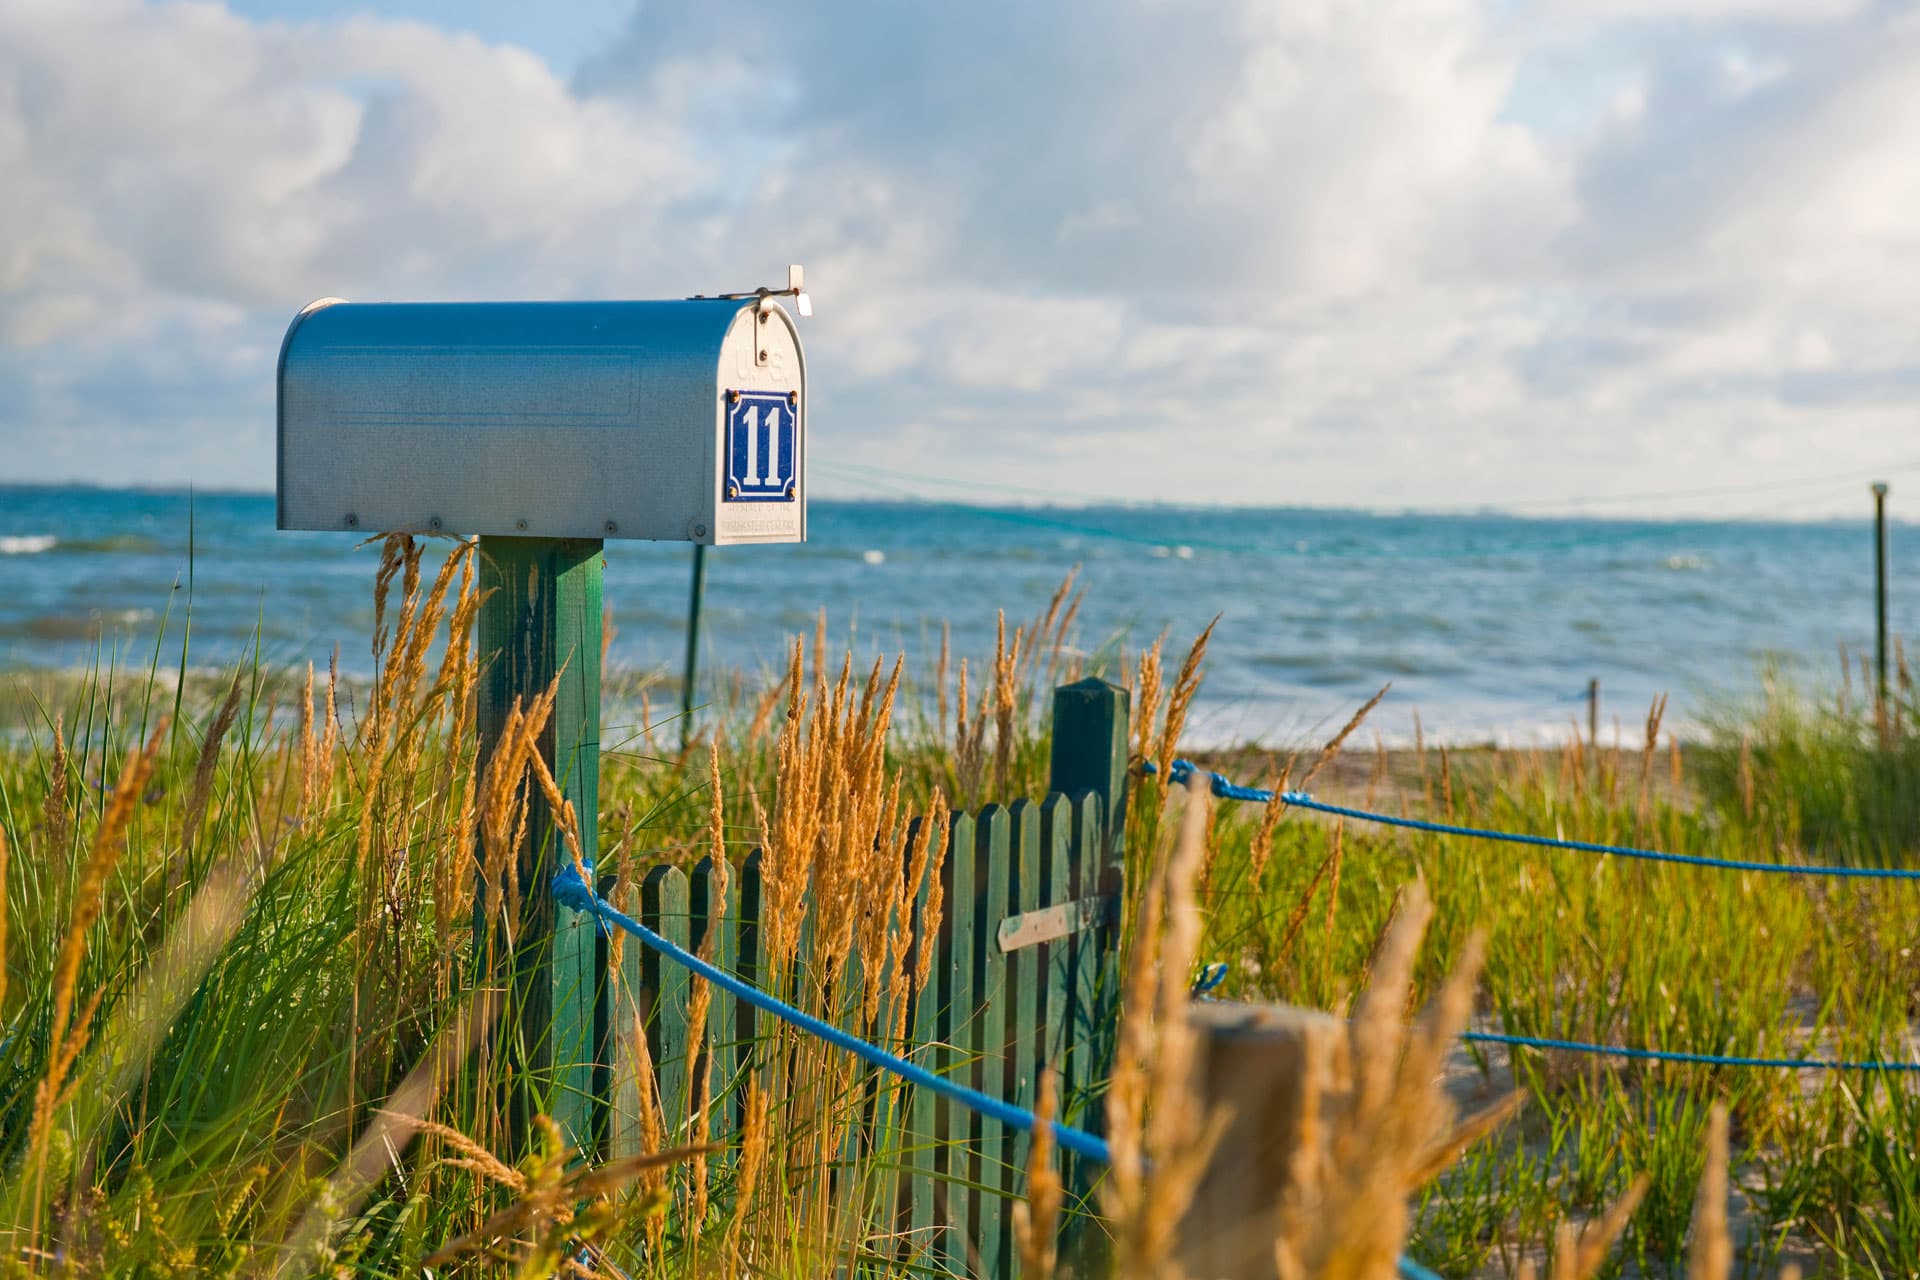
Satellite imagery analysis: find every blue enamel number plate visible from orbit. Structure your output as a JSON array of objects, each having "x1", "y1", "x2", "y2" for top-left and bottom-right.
[{"x1": 724, "y1": 391, "x2": 798, "y2": 503}]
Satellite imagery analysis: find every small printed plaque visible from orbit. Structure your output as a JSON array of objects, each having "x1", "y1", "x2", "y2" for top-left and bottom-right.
[{"x1": 724, "y1": 391, "x2": 798, "y2": 503}]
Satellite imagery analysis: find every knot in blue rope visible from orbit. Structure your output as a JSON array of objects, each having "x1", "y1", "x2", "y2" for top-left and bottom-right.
[{"x1": 1191, "y1": 962, "x2": 1230, "y2": 997}]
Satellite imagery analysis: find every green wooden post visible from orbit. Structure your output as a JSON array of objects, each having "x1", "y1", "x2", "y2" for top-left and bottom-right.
[
  {"x1": 1047, "y1": 677, "x2": 1130, "y2": 1248},
  {"x1": 475, "y1": 536, "x2": 605, "y2": 1157},
  {"x1": 1048, "y1": 678, "x2": 1130, "y2": 843}
]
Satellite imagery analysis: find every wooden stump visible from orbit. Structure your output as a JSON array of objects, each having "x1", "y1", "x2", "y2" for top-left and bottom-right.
[{"x1": 1177, "y1": 1001, "x2": 1352, "y2": 1280}]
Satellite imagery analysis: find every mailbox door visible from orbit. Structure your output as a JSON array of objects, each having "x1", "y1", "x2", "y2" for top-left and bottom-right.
[{"x1": 712, "y1": 302, "x2": 805, "y2": 546}]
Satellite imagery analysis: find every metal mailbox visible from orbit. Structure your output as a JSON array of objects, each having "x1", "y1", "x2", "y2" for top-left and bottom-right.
[{"x1": 276, "y1": 292, "x2": 806, "y2": 545}]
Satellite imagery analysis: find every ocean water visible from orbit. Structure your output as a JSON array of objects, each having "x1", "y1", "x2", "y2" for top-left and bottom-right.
[{"x1": 0, "y1": 485, "x2": 1911, "y2": 748}]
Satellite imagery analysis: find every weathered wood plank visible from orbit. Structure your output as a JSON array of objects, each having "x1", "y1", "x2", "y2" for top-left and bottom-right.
[
  {"x1": 1038, "y1": 793, "x2": 1075, "y2": 1074},
  {"x1": 936, "y1": 809, "x2": 977, "y2": 1274},
  {"x1": 639, "y1": 864, "x2": 690, "y2": 1146},
  {"x1": 736, "y1": 849, "x2": 765, "y2": 1142},
  {"x1": 906, "y1": 813, "x2": 946, "y2": 1270},
  {"x1": 691, "y1": 854, "x2": 738, "y2": 1151},
  {"x1": 1001, "y1": 798, "x2": 1044, "y2": 1276},
  {"x1": 974, "y1": 803, "x2": 1013, "y2": 1275}
]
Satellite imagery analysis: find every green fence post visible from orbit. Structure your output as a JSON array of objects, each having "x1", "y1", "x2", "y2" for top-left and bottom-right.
[
  {"x1": 474, "y1": 536, "x2": 605, "y2": 1158},
  {"x1": 1048, "y1": 678, "x2": 1130, "y2": 850},
  {"x1": 1046, "y1": 677, "x2": 1129, "y2": 1258}
]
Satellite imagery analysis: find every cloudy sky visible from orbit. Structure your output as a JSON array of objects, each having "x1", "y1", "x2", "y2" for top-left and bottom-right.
[{"x1": 2, "y1": 0, "x2": 1917, "y2": 515}]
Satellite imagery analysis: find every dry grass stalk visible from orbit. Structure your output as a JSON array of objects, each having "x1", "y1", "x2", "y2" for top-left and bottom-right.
[
  {"x1": 683, "y1": 747, "x2": 731, "y2": 1253},
  {"x1": 1104, "y1": 774, "x2": 1226, "y2": 1278},
  {"x1": 28, "y1": 718, "x2": 168, "y2": 1233},
  {"x1": 953, "y1": 657, "x2": 985, "y2": 801},
  {"x1": 910, "y1": 793, "x2": 951, "y2": 1004},
  {"x1": 1686, "y1": 1104, "x2": 1732, "y2": 1280},
  {"x1": 45, "y1": 717, "x2": 69, "y2": 858},
  {"x1": 295, "y1": 662, "x2": 317, "y2": 819},
  {"x1": 435, "y1": 550, "x2": 484, "y2": 981},
  {"x1": 723, "y1": 1077, "x2": 770, "y2": 1267},
  {"x1": 1366, "y1": 734, "x2": 1388, "y2": 809},
  {"x1": 475, "y1": 677, "x2": 564, "y2": 951},
  {"x1": 1321, "y1": 825, "x2": 1345, "y2": 993},
  {"x1": 408, "y1": 1114, "x2": 526, "y2": 1192},
  {"x1": 935, "y1": 621, "x2": 951, "y2": 740},
  {"x1": 274, "y1": 990, "x2": 499, "y2": 1277},
  {"x1": 1272, "y1": 881, "x2": 1523, "y2": 1280},
  {"x1": 1014, "y1": 1064, "x2": 1063, "y2": 1280},
  {"x1": 181, "y1": 667, "x2": 246, "y2": 853},
  {"x1": 812, "y1": 608, "x2": 828, "y2": 688},
  {"x1": 421, "y1": 1115, "x2": 708, "y2": 1273},
  {"x1": 1133, "y1": 636, "x2": 1166, "y2": 772},
  {"x1": 1247, "y1": 762, "x2": 1294, "y2": 884},
  {"x1": 320, "y1": 646, "x2": 340, "y2": 787},
  {"x1": 1276, "y1": 820, "x2": 1341, "y2": 973},
  {"x1": 1514, "y1": 1175, "x2": 1647, "y2": 1280},
  {"x1": 73, "y1": 845, "x2": 259, "y2": 1200},
  {"x1": 1152, "y1": 617, "x2": 1218, "y2": 783},
  {"x1": 744, "y1": 665, "x2": 788, "y2": 744},
  {"x1": 1299, "y1": 684, "x2": 1391, "y2": 793},
  {"x1": 1737, "y1": 734, "x2": 1755, "y2": 820},
  {"x1": 991, "y1": 611, "x2": 1023, "y2": 798},
  {"x1": 622, "y1": 979, "x2": 671, "y2": 1251},
  {"x1": 1034, "y1": 567, "x2": 1084, "y2": 691},
  {"x1": 1637, "y1": 694, "x2": 1669, "y2": 830}
]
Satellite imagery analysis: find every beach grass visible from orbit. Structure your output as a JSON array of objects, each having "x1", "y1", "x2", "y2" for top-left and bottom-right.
[{"x1": 0, "y1": 538, "x2": 1913, "y2": 1277}]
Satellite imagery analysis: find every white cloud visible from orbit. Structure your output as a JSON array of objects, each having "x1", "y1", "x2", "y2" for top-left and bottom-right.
[{"x1": 0, "y1": 0, "x2": 1917, "y2": 514}]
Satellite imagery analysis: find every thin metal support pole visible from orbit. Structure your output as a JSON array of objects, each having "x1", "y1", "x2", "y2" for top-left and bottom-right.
[
  {"x1": 681, "y1": 542, "x2": 708, "y2": 752},
  {"x1": 1873, "y1": 482, "x2": 1890, "y2": 712}
]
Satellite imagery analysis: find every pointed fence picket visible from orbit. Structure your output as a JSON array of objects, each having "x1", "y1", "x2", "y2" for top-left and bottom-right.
[{"x1": 603, "y1": 678, "x2": 1129, "y2": 1277}]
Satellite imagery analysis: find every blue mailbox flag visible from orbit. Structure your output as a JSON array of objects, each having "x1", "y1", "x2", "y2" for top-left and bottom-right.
[{"x1": 724, "y1": 391, "x2": 798, "y2": 502}]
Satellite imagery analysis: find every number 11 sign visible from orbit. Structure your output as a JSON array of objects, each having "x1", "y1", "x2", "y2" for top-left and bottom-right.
[{"x1": 725, "y1": 390, "x2": 798, "y2": 502}]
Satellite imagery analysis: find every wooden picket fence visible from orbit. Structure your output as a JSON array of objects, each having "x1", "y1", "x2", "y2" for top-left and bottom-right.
[{"x1": 595, "y1": 678, "x2": 1130, "y2": 1276}]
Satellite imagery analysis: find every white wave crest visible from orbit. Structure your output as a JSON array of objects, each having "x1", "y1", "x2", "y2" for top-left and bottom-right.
[{"x1": 0, "y1": 534, "x2": 56, "y2": 555}]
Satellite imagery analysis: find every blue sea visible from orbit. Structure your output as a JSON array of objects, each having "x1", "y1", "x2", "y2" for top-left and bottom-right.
[{"x1": 1, "y1": 485, "x2": 1911, "y2": 747}]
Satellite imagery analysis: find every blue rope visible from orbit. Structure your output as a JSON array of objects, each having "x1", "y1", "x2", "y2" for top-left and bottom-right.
[
  {"x1": 1461, "y1": 1030, "x2": 1920, "y2": 1073},
  {"x1": 551, "y1": 867, "x2": 1113, "y2": 1165},
  {"x1": 1145, "y1": 759, "x2": 1920, "y2": 881}
]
